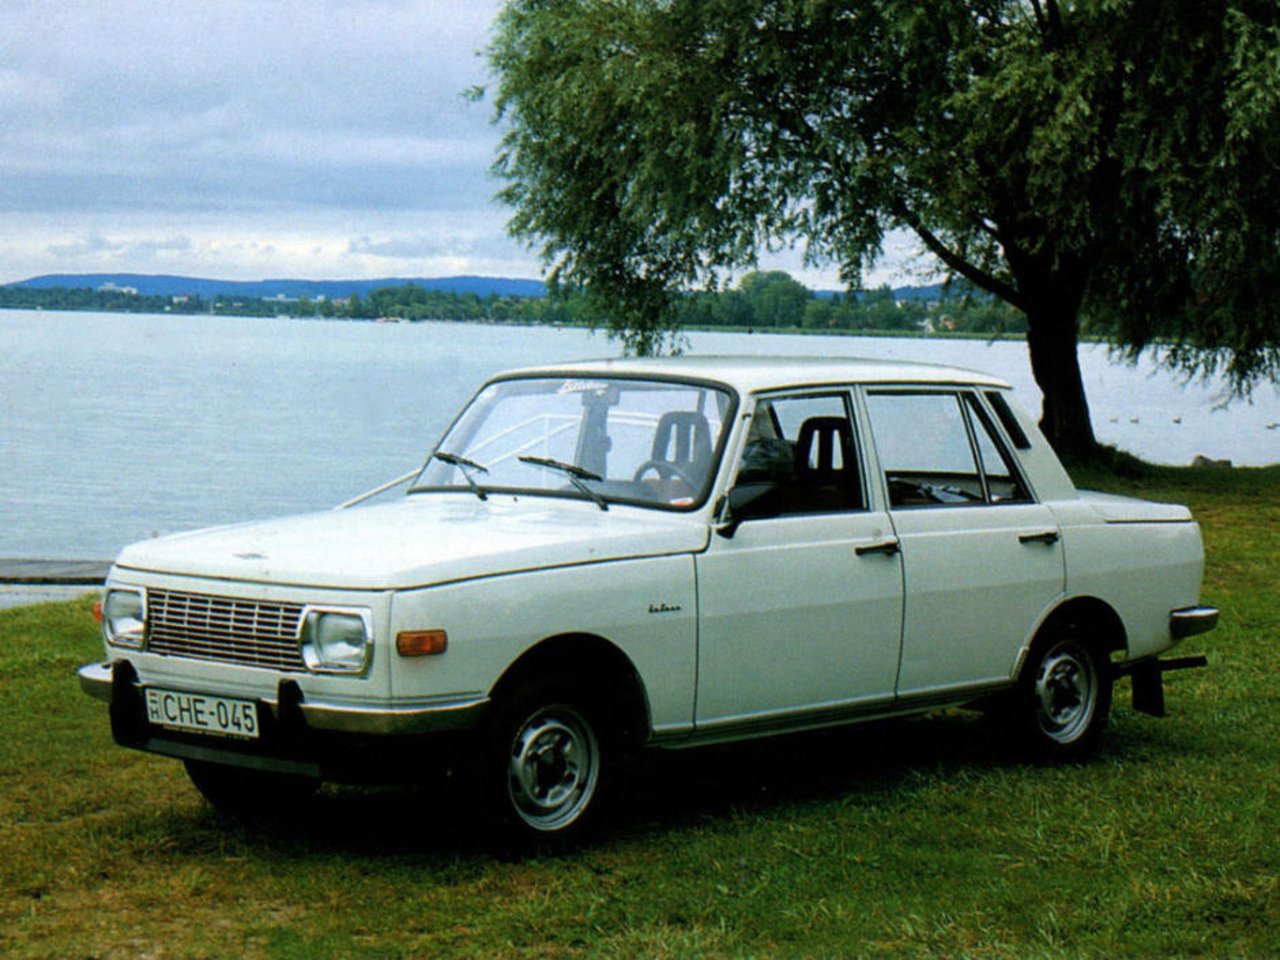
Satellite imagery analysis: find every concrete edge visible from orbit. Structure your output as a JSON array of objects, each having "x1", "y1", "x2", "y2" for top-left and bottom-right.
[{"x1": 0, "y1": 560, "x2": 111, "y2": 585}]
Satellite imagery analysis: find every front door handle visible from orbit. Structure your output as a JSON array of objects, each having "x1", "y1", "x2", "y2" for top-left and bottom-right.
[
  {"x1": 1018, "y1": 530, "x2": 1060, "y2": 546},
  {"x1": 855, "y1": 538, "x2": 901, "y2": 557}
]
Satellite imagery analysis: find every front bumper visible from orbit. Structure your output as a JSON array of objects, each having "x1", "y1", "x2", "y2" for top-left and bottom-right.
[{"x1": 78, "y1": 659, "x2": 489, "y2": 780}]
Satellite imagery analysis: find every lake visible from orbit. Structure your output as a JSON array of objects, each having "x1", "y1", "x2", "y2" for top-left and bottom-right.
[{"x1": 2, "y1": 309, "x2": 1276, "y2": 560}]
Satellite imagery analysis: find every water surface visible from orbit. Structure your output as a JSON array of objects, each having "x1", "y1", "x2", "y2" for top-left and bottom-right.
[{"x1": 2, "y1": 310, "x2": 1275, "y2": 559}]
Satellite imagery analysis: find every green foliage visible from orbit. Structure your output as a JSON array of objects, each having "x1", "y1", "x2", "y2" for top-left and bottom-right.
[
  {"x1": 0, "y1": 285, "x2": 200, "y2": 315},
  {"x1": 735, "y1": 271, "x2": 808, "y2": 328},
  {"x1": 677, "y1": 273, "x2": 1028, "y2": 334},
  {"x1": 1, "y1": 274, "x2": 1028, "y2": 335},
  {"x1": 0, "y1": 286, "x2": 344, "y2": 320},
  {"x1": 487, "y1": 0, "x2": 1280, "y2": 452},
  {"x1": 1072, "y1": 3, "x2": 1280, "y2": 392}
]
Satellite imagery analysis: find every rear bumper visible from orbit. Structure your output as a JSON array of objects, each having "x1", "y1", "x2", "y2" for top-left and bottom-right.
[
  {"x1": 78, "y1": 659, "x2": 488, "y2": 780},
  {"x1": 1170, "y1": 605, "x2": 1219, "y2": 640},
  {"x1": 1111, "y1": 606, "x2": 1217, "y2": 718}
]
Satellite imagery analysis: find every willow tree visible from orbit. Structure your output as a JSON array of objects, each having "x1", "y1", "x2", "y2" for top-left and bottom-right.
[{"x1": 487, "y1": 0, "x2": 1280, "y2": 458}]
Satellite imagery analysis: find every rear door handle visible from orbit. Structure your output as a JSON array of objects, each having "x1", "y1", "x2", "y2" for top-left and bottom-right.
[
  {"x1": 855, "y1": 539, "x2": 901, "y2": 557},
  {"x1": 1018, "y1": 530, "x2": 1060, "y2": 546}
]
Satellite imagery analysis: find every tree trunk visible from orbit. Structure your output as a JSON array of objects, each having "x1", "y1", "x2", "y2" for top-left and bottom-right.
[
  {"x1": 903, "y1": 217, "x2": 1101, "y2": 460},
  {"x1": 1023, "y1": 297, "x2": 1099, "y2": 461}
]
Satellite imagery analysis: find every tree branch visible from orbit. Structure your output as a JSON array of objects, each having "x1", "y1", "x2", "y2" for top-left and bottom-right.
[
  {"x1": 892, "y1": 200, "x2": 1027, "y2": 311},
  {"x1": 1030, "y1": 0, "x2": 1065, "y2": 50},
  {"x1": 1029, "y1": 0, "x2": 1048, "y2": 35},
  {"x1": 1045, "y1": 0, "x2": 1064, "y2": 38}
]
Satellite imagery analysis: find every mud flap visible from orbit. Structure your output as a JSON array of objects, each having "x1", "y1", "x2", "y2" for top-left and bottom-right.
[{"x1": 1123, "y1": 656, "x2": 1208, "y2": 717}]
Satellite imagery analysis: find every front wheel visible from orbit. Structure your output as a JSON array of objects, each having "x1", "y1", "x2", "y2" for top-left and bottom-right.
[
  {"x1": 1017, "y1": 633, "x2": 1113, "y2": 760},
  {"x1": 486, "y1": 682, "x2": 606, "y2": 846}
]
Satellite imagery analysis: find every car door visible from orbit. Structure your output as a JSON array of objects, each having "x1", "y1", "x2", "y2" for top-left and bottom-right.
[
  {"x1": 863, "y1": 388, "x2": 1065, "y2": 696},
  {"x1": 694, "y1": 390, "x2": 904, "y2": 732}
]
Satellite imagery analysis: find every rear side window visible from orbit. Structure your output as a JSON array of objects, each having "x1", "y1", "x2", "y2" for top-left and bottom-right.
[
  {"x1": 965, "y1": 396, "x2": 1032, "y2": 503},
  {"x1": 866, "y1": 390, "x2": 1031, "y2": 507}
]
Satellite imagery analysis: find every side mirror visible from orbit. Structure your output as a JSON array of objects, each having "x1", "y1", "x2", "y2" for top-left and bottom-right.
[{"x1": 714, "y1": 482, "x2": 782, "y2": 538}]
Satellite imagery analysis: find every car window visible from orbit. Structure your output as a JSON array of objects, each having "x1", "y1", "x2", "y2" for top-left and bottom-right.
[
  {"x1": 866, "y1": 390, "x2": 1029, "y2": 507},
  {"x1": 735, "y1": 393, "x2": 865, "y2": 514},
  {"x1": 965, "y1": 395, "x2": 1032, "y2": 503},
  {"x1": 985, "y1": 390, "x2": 1031, "y2": 449}
]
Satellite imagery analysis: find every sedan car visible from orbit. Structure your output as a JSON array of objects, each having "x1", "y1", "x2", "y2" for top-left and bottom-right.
[{"x1": 80, "y1": 356, "x2": 1217, "y2": 842}]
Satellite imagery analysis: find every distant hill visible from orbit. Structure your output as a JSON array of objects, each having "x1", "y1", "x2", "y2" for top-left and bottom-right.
[{"x1": 4, "y1": 273, "x2": 549, "y2": 300}]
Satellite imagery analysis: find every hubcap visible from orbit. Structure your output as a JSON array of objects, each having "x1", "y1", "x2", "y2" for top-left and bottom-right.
[
  {"x1": 507, "y1": 705, "x2": 599, "y2": 831},
  {"x1": 1034, "y1": 641, "x2": 1097, "y2": 744}
]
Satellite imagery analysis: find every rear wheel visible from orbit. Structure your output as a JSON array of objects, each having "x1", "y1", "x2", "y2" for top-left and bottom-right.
[
  {"x1": 1016, "y1": 631, "x2": 1113, "y2": 759},
  {"x1": 184, "y1": 759, "x2": 320, "y2": 817}
]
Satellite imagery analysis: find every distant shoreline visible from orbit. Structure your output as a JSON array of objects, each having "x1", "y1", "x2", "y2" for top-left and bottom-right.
[
  {"x1": 0, "y1": 270, "x2": 1032, "y2": 339},
  {"x1": 1, "y1": 304, "x2": 1040, "y2": 344}
]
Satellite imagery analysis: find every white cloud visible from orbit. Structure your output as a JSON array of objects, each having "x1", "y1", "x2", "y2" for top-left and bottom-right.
[
  {"x1": 0, "y1": 1, "x2": 501, "y2": 208},
  {"x1": 349, "y1": 234, "x2": 474, "y2": 259},
  {"x1": 44, "y1": 233, "x2": 194, "y2": 266},
  {"x1": 0, "y1": 66, "x2": 65, "y2": 110},
  {"x1": 45, "y1": 235, "x2": 127, "y2": 259},
  {"x1": 2, "y1": 208, "x2": 536, "y2": 282},
  {"x1": 0, "y1": 0, "x2": 928, "y2": 291}
]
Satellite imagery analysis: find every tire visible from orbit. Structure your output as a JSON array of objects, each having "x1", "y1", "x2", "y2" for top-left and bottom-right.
[
  {"x1": 183, "y1": 758, "x2": 320, "y2": 818},
  {"x1": 1016, "y1": 630, "x2": 1113, "y2": 760},
  {"x1": 485, "y1": 680, "x2": 607, "y2": 847}
]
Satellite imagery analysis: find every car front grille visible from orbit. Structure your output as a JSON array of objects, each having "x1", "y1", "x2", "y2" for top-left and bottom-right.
[{"x1": 146, "y1": 589, "x2": 307, "y2": 673}]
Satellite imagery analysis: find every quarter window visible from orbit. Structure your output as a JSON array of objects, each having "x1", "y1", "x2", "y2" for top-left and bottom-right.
[{"x1": 986, "y1": 390, "x2": 1031, "y2": 449}]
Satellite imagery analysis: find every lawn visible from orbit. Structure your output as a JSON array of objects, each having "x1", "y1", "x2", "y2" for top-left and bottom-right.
[{"x1": 1, "y1": 465, "x2": 1276, "y2": 959}]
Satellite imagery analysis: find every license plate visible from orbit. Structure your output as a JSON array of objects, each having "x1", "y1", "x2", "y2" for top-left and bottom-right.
[{"x1": 144, "y1": 688, "x2": 260, "y2": 740}]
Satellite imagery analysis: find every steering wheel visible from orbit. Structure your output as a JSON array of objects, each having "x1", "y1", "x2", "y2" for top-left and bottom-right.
[{"x1": 633, "y1": 459, "x2": 697, "y2": 489}]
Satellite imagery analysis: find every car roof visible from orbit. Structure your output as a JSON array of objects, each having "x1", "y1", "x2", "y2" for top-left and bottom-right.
[{"x1": 498, "y1": 355, "x2": 1011, "y2": 393}]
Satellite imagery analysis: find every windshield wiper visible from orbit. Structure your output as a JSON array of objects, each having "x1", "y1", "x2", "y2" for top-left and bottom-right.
[
  {"x1": 429, "y1": 450, "x2": 489, "y2": 500},
  {"x1": 518, "y1": 455, "x2": 609, "y2": 511}
]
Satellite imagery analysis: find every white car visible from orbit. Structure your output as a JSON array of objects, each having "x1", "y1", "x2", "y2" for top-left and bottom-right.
[{"x1": 80, "y1": 357, "x2": 1217, "y2": 842}]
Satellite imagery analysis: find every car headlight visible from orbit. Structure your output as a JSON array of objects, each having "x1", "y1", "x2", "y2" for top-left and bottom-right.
[
  {"x1": 300, "y1": 608, "x2": 372, "y2": 674},
  {"x1": 103, "y1": 588, "x2": 146, "y2": 648}
]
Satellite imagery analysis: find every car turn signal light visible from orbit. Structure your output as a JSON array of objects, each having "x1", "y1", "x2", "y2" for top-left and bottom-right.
[{"x1": 396, "y1": 629, "x2": 448, "y2": 657}]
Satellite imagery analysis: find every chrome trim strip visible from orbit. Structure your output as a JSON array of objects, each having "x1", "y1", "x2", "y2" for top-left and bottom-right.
[
  {"x1": 337, "y1": 468, "x2": 420, "y2": 509},
  {"x1": 655, "y1": 680, "x2": 1011, "y2": 749},
  {"x1": 1104, "y1": 518, "x2": 1193, "y2": 525},
  {"x1": 1170, "y1": 605, "x2": 1219, "y2": 640}
]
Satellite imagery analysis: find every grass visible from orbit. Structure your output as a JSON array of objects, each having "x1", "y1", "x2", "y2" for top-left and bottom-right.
[{"x1": 2, "y1": 464, "x2": 1277, "y2": 958}]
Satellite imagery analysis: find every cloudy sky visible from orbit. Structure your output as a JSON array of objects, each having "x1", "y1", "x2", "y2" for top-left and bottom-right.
[{"x1": 0, "y1": 0, "x2": 915, "y2": 288}]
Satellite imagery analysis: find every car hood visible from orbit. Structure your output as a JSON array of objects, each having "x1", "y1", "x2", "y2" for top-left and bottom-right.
[{"x1": 113, "y1": 495, "x2": 711, "y2": 590}]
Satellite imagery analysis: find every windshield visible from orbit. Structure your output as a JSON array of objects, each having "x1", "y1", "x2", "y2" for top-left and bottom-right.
[{"x1": 412, "y1": 375, "x2": 735, "y2": 510}]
